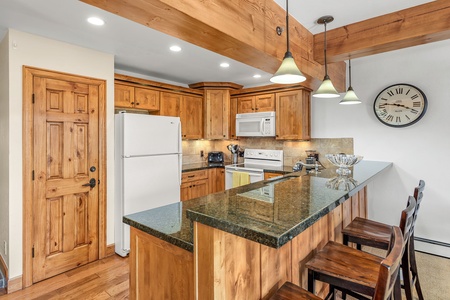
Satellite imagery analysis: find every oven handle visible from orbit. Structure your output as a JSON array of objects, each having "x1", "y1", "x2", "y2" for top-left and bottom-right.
[{"x1": 225, "y1": 168, "x2": 263, "y2": 176}]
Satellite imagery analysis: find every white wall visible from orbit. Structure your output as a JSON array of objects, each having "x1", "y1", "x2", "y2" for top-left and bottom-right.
[
  {"x1": 0, "y1": 32, "x2": 10, "y2": 267},
  {"x1": 6, "y1": 29, "x2": 115, "y2": 279},
  {"x1": 312, "y1": 39, "x2": 450, "y2": 257}
]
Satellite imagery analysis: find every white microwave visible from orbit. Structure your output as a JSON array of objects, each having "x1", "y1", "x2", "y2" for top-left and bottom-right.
[{"x1": 236, "y1": 111, "x2": 276, "y2": 137}]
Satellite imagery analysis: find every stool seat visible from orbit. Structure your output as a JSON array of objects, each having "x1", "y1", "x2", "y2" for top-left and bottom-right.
[
  {"x1": 306, "y1": 241, "x2": 384, "y2": 296},
  {"x1": 269, "y1": 282, "x2": 321, "y2": 300},
  {"x1": 342, "y1": 217, "x2": 391, "y2": 250}
]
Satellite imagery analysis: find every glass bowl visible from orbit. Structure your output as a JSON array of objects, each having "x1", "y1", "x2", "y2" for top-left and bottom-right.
[{"x1": 325, "y1": 154, "x2": 363, "y2": 175}]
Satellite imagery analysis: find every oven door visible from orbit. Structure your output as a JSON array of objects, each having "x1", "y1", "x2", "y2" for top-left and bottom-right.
[{"x1": 225, "y1": 166, "x2": 264, "y2": 190}]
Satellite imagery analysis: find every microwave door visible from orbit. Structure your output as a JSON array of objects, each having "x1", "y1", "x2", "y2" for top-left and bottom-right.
[{"x1": 237, "y1": 118, "x2": 262, "y2": 136}]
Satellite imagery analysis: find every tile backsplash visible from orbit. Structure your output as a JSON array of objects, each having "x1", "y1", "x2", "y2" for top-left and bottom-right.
[{"x1": 182, "y1": 138, "x2": 353, "y2": 168}]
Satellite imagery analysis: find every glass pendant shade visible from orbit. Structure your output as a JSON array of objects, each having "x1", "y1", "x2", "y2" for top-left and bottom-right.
[
  {"x1": 313, "y1": 75, "x2": 340, "y2": 98},
  {"x1": 270, "y1": 0, "x2": 306, "y2": 84},
  {"x1": 340, "y1": 86, "x2": 361, "y2": 104},
  {"x1": 270, "y1": 51, "x2": 306, "y2": 84}
]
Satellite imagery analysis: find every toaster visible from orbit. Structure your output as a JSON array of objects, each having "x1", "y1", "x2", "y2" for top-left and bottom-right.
[{"x1": 208, "y1": 151, "x2": 224, "y2": 163}]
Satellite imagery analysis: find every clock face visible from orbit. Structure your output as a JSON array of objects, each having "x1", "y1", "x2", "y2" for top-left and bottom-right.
[{"x1": 373, "y1": 83, "x2": 427, "y2": 127}]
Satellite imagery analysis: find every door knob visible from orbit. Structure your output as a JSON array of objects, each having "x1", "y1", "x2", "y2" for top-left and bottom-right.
[{"x1": 82, "y1": 178, "x2": 97, "y2": 188}]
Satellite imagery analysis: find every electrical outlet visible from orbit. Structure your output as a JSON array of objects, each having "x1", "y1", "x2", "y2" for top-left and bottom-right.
[
  {"x1": 200, "y1": 150, "x2": 204, "y2": 157},
  {"x1": 3, "y1": 241, "x2": 6, "y2": 255}
]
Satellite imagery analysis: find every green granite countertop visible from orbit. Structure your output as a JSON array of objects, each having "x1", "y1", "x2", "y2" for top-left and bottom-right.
[{"x1": 124, "y1": 160, "x2": 392, "y2": 252}]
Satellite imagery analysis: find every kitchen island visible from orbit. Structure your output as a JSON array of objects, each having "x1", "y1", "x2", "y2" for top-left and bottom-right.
[{"x1": 124, "y1": 160, "x2": 391, "y2": 299}]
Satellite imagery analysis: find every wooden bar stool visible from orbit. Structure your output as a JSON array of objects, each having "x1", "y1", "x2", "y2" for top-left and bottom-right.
[
  {"x1": 305, "y1": 197, "x2": 415, "y2": 300},
  {"x1": 342, "y1": 180, "x2": 425, "y2": 300},
  {"x1": 270, "y1": 226, "x2": 404, "y2": 300}
]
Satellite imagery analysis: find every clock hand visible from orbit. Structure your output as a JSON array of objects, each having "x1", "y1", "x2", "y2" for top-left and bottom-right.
[{"x1": 384, "y1": 103, "x2": 412, "y2": 110}]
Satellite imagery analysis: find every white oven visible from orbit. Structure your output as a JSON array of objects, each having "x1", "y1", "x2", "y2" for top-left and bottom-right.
[
  {"x1": 225, "y1": 149, "x2": 284, "y2": 190},
  {"x1": 236, "y1": 111, "x2": 275, "y2": 137}
]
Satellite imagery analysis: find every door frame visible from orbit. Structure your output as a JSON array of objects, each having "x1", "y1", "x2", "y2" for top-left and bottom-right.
[{"x1": 22, "y1": 66, "x2": 107, "y2": 288}]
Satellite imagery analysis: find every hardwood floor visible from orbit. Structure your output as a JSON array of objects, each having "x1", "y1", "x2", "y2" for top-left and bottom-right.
[{"x1": 1, "y1": 255, "x2": 129, "y2": 300}]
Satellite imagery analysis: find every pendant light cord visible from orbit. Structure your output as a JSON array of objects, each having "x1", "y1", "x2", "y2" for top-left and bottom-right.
[
  {"x1": 324, "y1": 21, "x2": 328, "y2": 76},
  {"x1": 348, "y1": 59, "x2": 352, "y2": 87},
  {"x1": 285, "y1": 0, "x2": 290, "y2": 53}
]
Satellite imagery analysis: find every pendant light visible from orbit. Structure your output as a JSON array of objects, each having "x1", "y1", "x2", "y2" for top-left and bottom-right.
[
  {"x1": 270, "y1": 0, "x2": 306, "y2": 84},
  {"x1": 313, "y1": 16, "x2": 340, "y2": 98},
  {"x1": 340, "y1": 59, "x2": 361, "y2": 104}
]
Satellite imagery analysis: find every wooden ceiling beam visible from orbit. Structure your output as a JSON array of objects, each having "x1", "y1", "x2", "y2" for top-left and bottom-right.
[
  {"x1": 80, "y1": 0, "x2": 346, "y2": 91},
  {"x1": 314, "y1": 1, "x2": 450, "y2": 64}
]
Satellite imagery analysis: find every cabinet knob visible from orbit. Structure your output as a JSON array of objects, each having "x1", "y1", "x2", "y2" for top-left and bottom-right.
[
  {"x1": 131, "y1": 102, "x2": 135, "y2": 105},
  {"x1": 136, "y1": 103, "x2": 140, "y2": 105},
  {"x1": 255, "y1": 108, "x2": 259, "y2": 110}
]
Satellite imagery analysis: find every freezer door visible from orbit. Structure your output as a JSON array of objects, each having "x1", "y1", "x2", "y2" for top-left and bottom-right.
[
  {"x1": 118, "y1": 113, "x2": 182, "y2": 156},
  {"x1": 116, "y1": 154, "x2": 181, "y2": 255}
]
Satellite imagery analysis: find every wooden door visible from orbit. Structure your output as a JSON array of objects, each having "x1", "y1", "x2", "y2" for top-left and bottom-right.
[
  {"x1": 229, "y1": 97, "x2": 238, "y2": 139},
  {"x1": 237, "y1": 96, "x2": 255, "y2": 113},
  {"x1": 215, "y1": 168, "x2": 225, "y2": 192},
  {"x1": 204, "y1": 89, "x2": 230, "y2": 139},
  {"x1": 275, "y1": 90, "x2": 311, "y2": 140},
  {"x1": 135, "y1": 87, "x2": 160, "y2": 111},
  {"x1": 255, "y1": 94, "x2": 275, "y2": 112},
  {"x1": 180, "y1": 95, "x2": 203, "y2": 139},
  {"x1": 180, "y1": 182, "x2": 191, "y2": 201},
  {"x1": 189, "y1": 179, "x2": 208, "y2": 199},
  {"x1": 31, "y1": 74, "x2": 100, "y2": 282},
  {"x1": 160, "y1": 92, "x2": 181, "y2": 117},
  {"x1": 114, "y1": 83, "x2": 135, "y2": 108}
]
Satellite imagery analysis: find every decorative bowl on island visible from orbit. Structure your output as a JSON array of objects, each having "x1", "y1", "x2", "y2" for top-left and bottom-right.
[{"x1": 325, "y1": 154, "x2": 363, "y2": 176}]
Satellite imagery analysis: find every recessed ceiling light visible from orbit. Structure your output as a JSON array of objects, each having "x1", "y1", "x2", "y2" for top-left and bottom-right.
[
  {"x1": 253, "y1": 74, "x2": 262, "y2": 78},
  {"x1": 170, "y1": 45, "x2": 182, "y2": 52},
  {"x1": 220, "y1": 62, "x2": 230, "y2": 68},
  {"x1": 87, "y1": 17, "x2": 105, "y2": 26}
]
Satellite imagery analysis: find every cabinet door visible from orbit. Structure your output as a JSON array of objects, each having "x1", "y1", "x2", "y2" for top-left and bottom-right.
[
  {"x1": 135, "y1": 88, "x2": 160, "y2": 111},
  {"x1": 237, "y1": 96, "x2": 255, "y2": 113},
  {"x1": 215, "y1": 168, "x2": 225, "y2": 192},
  {"x1": 180, "y1": 182, "x2": 191, "y2": 201},
  {"x1": 160, "y1": 92, "x2": 181, "y2": 117},
  {"x1": 181, "y1": 95, "x2": 203, "y2": 139},
  {"x1": 275, "y1": 90, "x2": 311, "y2": 140},
  {"x1": 115, "y1": 84, "x2": 135, "y2": 108},
  {"x1": 190, "y1": 179, "x2": 209, "y2": 199},
  {"x1": 255, "y1": 94, "x2": 275, "y2": 112},
  {"x1": 229, "y1": 97, "x2": 238, "y2": 139},
  {"x1": 204, "y1": 89, "x2": 230, "y2": 139},
  {"x1": 264, "y1": 172, "x2": 282, "y2": 180}
]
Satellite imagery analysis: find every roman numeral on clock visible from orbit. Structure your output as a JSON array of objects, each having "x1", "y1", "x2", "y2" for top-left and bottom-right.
[
  {"x1": 387, "y1": 90, "x2": 394, "y2": 97},
  {"x1": 396, "y1": 116, "x2": 401, "y2": 122},
  {"x1": 413, "y1": 101, "x2": 421, "y2": 107},
  {"x1": 386, "y1": 115, "x2": 394, "y2": 122},
  {"x1": 411, "y1": 94, "x2": 419, "y2": 100},
  {"x1": 395, "y1": 88, "x2": 403, "y2": 94}
]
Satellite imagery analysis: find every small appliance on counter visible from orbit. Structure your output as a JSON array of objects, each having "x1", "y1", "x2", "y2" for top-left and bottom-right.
[
  {"x1": 293, "y1": 150, "x2": 324, "y2": 174},
  {"x1": 208, "y1": 151, "x2": 224, "y2": 164}
]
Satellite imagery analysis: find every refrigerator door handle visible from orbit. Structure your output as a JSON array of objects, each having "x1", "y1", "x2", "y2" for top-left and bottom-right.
[
  {"x1": 178, "y1": 122, "x2": 182, "y2": 186},
  {"x1": 178, "y1": 154, "x2": 182, "y2": 186}
]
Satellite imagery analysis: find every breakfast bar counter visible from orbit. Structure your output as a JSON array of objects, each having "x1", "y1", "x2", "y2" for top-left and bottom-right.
[{"x1": 124, "y1": 160, "x2": 391, "y2": 300}]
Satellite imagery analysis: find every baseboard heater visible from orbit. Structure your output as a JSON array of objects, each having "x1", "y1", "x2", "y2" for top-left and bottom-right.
[{"x1": 415, "y1": 236, "x2": 450, "y2": 248}]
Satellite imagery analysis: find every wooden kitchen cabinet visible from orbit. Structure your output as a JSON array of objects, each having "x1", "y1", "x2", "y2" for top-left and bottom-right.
[
  {"x1": 264, "y1": 172, "x2": 283, "y2": 180},
  {"x1": 229, "y1": 97, "x2": 238, "y2": 139},
  {"x1": 181, "y1": 170, "x2": 209, "y2": 201},
  {"x1": 180, "y1": 95, "x2": 203, "y2": 139},
  {"x1": 237, "y1": 94, "x2": 275, "y2": 113},
  {"x1": 160, "y1": 92, "x2": 181, "y2": 117},
  {"x1": 204, "y1": 89, "x2": 230, "y2": 139},
  {"x1": 114, "y1": 83, "x2": 160, "y2": 111},
  {"x1": 275, "y1": 89, "x2": 311, "y2": 140},
  {"x1": 208, "y1": 168, "x2": 225, "y2": 194}
]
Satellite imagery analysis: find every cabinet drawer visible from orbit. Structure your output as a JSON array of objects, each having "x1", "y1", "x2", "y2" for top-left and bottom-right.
[{"x1": 182, "y1": 170, "x2": 208, "y2": 182}]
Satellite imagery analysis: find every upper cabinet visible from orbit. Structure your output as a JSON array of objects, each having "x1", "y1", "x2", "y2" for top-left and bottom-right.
[
  {"x1": 115, "y1": 83, "x2": 160, "y2": 111},
  {"x1": 237, "y1": 94, "x2": 275, "y2": 114},
  {"x1": 275, "y1": 89, "x2": 311, "y2": 140},
  {"x1": 204, "y1": 89, "x2": 230, "y2": 139},
  {"x1": 180, "y1": 95, "x2": 203, "y2": 139},
  {"x1": 160, "y1": 92, "x2": 181, "y2": 117}
]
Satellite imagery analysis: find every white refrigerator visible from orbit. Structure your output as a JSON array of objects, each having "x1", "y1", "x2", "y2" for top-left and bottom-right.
[{"x1": 115, "y1": 113, "x2": 182, "y2": 257}]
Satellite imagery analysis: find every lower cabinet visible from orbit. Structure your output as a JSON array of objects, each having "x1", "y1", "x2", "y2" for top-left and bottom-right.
[
  {"x1": 264, "y1": 172, "x2": 283, "y2": 180},
  {"x1": 181, "y1": 168, "x2": 225, "y2": 201}
]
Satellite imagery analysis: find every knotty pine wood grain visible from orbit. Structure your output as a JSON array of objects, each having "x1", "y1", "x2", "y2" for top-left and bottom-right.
[{"x1": 314, "y1": 1, "x2": 450, "y2": 64}]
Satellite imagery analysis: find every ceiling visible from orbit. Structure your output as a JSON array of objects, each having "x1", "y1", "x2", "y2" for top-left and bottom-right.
[{"x1": 0, "y1": 0, "x2": 433, "y2": 88}]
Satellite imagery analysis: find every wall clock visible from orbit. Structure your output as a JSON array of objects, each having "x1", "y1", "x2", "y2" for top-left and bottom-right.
[{"x1": 373, "y1": 83, "x2": 427, "y2": 127}]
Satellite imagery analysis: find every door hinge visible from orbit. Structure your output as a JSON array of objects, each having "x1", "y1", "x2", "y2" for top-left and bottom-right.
[
  {"x1": 32, "y1": 94, "x2": 35, "y2": 104},
  {"x1": 32, "y1": 170, "x2": 35, "y2": 180},
  {"x1": 32, "y1": 246, "x2": 35, "y2": 258}
]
